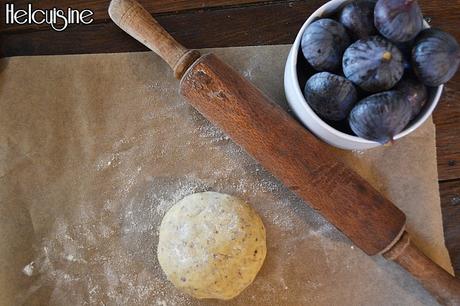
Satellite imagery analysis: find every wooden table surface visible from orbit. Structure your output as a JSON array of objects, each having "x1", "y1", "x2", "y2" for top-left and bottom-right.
[{"x1": 1, "y1": 0, "x2": 459, "y2": 275}]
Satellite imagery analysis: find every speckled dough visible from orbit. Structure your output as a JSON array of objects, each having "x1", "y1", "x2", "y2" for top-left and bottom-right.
[{"x1": 157, "y1": 192, "x2": 267, "y2": 300}]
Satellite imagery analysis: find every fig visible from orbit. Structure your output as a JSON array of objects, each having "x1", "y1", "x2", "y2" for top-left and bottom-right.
[
  {"x1": 412, "y1": 29, "x2": 460, "y2": 87},
  {"x1": 349, "y1": 91, "x2": 412, "y2": 144},
  {"x1": 304, "y1": 72, "x2": 358, "y2": 121},
  {"x1": 395, "y1": 76, "x2": 428, "y2": 120},
  {"x1": 301, "y1": 19, "x2": 351, "y2": 72},
  {"x1": 343, "y1": 36, "x2": 404, "y2": 92},
  {"x1": 374, "y1": 0, "x2": 423, "y2": 43},
  {"x1": 339, "y1": 0, "x2": 377, "y2": 40}
]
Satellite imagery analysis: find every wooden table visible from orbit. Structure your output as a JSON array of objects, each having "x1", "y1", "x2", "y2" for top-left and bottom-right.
[{"x1": 1, "y1": 0, "x2": 459, "y2": 275}]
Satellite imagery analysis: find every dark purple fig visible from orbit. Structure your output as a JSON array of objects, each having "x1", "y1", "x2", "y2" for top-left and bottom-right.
[
  {"x1": 412, "y1": 29, "x2": 460, "y2": 87},
  {"x1": 349, "y1": 91, "x2": 412, "y2": 144},
  {"x1": 304, "y1": 72, "x2": 358, "y2": 121},
  {"x1": 395, "y1": 76, "x2": 428, "y2": 120},
  {"x1": 301, "y1": 19, "x2": 351, "y2": 72},
  {"x1": 339, "y1": 0, "x2": 377, "y2": 40},
  {"x1": 343, "y1": 36, "x2": 404, "y2": 92},
  {"x1": 374, "y1": 0, "x2": 423, "y2": 43}
]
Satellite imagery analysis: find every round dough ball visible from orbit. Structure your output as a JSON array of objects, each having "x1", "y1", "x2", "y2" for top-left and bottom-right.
[{"x1": 157, "y1": 192, "x2": 266, "y2": 300}]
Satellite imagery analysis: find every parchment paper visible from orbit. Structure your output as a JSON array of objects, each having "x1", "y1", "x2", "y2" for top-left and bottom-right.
[{"x1": 0, "y1": 45, "x2": 453, "y2": 306}]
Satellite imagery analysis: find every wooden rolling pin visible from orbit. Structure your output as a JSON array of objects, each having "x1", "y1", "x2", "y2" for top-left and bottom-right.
[{"x1": 108, "y1": 0, "x2": 460, "y2": 304}]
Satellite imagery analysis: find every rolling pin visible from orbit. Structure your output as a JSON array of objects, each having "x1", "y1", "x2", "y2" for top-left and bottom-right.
[{"x1": 108, "y1": 0, "x2": 460, "y2": 304}]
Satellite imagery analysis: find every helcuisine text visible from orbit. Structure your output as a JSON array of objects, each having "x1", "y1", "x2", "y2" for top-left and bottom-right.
[{"x1": 5, "y1": 3, "x2": 94, "y2": 32}]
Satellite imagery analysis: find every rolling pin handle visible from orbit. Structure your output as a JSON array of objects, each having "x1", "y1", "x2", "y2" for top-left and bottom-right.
[
  {"x1": 384, "y1": 232, "x2": 460, "y2": 306},
  {"x1": 108, "y1": 0, "x2": 200, "y2": 79}
]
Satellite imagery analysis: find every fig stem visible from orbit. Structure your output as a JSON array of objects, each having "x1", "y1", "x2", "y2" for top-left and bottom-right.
[{"x1": 382, "y1": 51, "x2": 392, "y2": 62}]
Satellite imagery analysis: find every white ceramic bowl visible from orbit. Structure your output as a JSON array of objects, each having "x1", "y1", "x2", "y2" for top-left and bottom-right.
[{"x1": 284, "y1": 0, "x2": 443, "y2": 150}]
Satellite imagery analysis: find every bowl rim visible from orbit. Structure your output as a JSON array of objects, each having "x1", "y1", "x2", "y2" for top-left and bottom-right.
[{"x1": 288, "y1": 0, "x2": 444, "y2": 145}]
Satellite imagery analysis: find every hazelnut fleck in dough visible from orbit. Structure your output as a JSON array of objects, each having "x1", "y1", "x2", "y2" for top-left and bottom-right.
[{"x1": 157, "y1": 192, "x2": 267, "y2": 300}]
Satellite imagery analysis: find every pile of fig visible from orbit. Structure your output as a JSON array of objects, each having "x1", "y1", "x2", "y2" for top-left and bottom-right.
[{"x1": 300, "y1": 0, "x2": 460, "y2": 144}]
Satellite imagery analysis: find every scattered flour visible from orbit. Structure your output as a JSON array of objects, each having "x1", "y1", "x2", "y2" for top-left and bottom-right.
[
  {"x1": 23, "y1": 262, "x2": 35, "y2": 277},
  {"x1": 21, "y1": 108, "x2": 340, "y2": 305}
]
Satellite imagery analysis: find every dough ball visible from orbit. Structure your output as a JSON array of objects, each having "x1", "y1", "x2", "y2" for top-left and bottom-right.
[{"x1": 157, "y1": 192, "x2": 266, "y2": 300}]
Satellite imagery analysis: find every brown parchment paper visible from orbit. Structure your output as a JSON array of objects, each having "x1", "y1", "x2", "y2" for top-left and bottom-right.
[{"x1": 0, "y1": 45, "x2": 453, "y2": 306}]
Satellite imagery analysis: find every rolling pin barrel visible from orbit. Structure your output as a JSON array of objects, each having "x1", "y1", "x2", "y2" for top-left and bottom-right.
[{"x1": 108, "y1": 0, "x2": 460, "y2": 304}]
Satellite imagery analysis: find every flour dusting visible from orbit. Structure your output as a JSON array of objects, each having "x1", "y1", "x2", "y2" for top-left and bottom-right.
[
  {"x1": 21, "y1": 81, "x2": 337, "y2": 305},
  {"x1": 23, "y1": 262, "x2": 35, "y2": 277}
]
